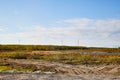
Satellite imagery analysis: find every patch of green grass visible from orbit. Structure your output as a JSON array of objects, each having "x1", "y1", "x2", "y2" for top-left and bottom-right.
[
  {"x1": 0, "y1": 66, "x2": 12, "y2": 71},
  {"x1": 106, "y1": 56, "x2": 120, "y2": 63},
  {"x1": 0, "y1": 65, "x2": 33, "y2": 72}
]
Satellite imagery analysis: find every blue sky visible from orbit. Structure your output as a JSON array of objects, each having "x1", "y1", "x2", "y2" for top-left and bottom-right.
[{"x1": 0, "y1": 0, "x2": 120, "y2": 47}]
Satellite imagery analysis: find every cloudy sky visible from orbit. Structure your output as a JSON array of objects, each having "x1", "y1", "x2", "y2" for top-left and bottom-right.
[{"x1": 0, "y1": 0, "x2": 120, "y2": 47}]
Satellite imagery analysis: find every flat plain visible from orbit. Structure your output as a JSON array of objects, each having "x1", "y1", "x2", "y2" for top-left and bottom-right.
[{"x1": 0, "y1": 45, "x2": 120, "y2": 80}]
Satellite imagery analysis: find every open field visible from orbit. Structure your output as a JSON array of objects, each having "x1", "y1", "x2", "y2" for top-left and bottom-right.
[
  {"x1": 0, "y1": 51, "x2": 120, "y2": 64},
  {"x1": 0, "y1": 45, "x2": 120, "y2": 80}
]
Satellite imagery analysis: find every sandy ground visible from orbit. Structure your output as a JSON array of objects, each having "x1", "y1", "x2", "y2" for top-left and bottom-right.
[{"x1": 0, "y1": 59, "x2": 120, "y2": 80}]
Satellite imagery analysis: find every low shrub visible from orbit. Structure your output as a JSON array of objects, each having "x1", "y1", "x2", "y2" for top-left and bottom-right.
[{"x1": 8, "y1": 52, "x2": 29, "y2": 59}]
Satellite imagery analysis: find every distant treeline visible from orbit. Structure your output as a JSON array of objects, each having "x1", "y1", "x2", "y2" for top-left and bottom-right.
[{"x1": 0, "y1": 45, "x2": 120, "y2": 52}]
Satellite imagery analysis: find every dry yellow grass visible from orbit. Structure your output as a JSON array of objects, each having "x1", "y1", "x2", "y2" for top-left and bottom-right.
[{"x1": 0, "y1": 51, "x2": 120, "y2": 64}]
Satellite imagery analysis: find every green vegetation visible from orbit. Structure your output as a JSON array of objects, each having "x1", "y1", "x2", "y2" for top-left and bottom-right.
[
  {"x1": 0, "y1": 66, "x2": 12, "y2": 71},
  {"x1": 0, "y1": 44, "x2": 120, "y2": 52},
  {"x1": 0, "y1": 45, "x2": 87, "y2": 51},
  {"x1": 0, "y1": 65, "x2": 33, "y2": 72}
]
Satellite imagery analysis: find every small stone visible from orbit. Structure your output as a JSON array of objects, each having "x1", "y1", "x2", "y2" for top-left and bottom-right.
[
  {"x1": 33, "y1": 70, "x2": 41, "y2": 74},
  {"x1": 43, "y1": 71, "x2": 55, "y2": 74}
]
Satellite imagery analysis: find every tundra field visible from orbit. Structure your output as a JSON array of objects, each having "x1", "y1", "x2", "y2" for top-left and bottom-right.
[{"x1": 0, "y1": 45, "x2": 120, "y2": 80}]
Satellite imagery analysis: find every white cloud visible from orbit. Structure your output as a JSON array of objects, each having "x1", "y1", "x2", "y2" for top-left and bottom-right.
[{"x1": 0, "y1": 18, "x2": 120, "y2": 47}]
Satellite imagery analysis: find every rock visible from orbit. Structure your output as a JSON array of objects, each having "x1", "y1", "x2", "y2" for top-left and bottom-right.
[
  {"x1": 43, "y1": 71, "x2": 55, "y2": 74},
  {"x1": 33, "y1": 70, "x2": 41, "y2": 74}
]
